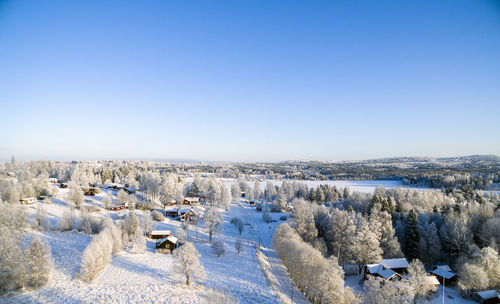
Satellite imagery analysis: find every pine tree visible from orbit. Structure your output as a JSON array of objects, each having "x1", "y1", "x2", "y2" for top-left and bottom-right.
[{"x1": 405, "y1": 210, "x2": 420, "y2": 261}]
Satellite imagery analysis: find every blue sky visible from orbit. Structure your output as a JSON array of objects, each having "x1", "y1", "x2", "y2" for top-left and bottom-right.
[{"x1": 1, "y1": 0, "x2": 499, "y2": 162}]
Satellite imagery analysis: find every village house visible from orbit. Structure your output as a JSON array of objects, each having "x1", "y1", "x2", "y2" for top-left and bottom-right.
[
  {"x1": 109, "y1": 205, "x2": 127, "y2": 211},
  {"x1": 124, "y1": 186, "x2": 136, "y2": 194},
  {"x1": 430, "y1": 265, "x2": 457, "y2": 285},
  {"x1": 364, "y1": 258, "x2": 409, "y2": 281},
  {"x1": 82, "y1": 186, "x2": 101, "y2": 196},
  {"x1": 48, "y1": 177, "x2": 59, "y2": 184},
  {"x1": 148, "y1": 230, "x2": 172, "y2": 239},
  {"x1": 179, "y1": 208, "x2": 197, "y2": 222},
  {"x1": 165, "y1": 208, "x2": 179, "y2": 218},
  {"x1": 7, "y1": 172, "x2": 16, "y2": 178},
  {"x1": 20, "y1": 197, "x2": 37, "y2": 205},
  {"x1": 183, "y1": 196, "x2": 200, "y2": 205},
  {"x1": 156, "y1": 235, "x2": 178, "y2": 252}
]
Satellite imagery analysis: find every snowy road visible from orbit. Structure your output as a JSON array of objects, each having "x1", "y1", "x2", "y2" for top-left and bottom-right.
[{"x1": 251, "y1": 211, "x2": 310, "y2": 304}]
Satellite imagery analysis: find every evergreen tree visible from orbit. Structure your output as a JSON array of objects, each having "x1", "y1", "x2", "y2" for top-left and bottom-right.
[{"x1": 405, "y1": 210, "x2": 420, "y2": 261}]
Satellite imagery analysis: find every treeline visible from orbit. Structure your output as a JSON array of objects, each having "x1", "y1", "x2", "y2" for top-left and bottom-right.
[{"x1": 289, "y1": 185, "x2": 500, "y2": 296}]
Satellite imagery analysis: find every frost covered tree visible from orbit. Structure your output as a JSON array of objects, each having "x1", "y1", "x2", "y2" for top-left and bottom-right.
[
  {"x1": 124, "y1": 211, "x2": 140, "y2": 237},
  {"x1": 418, "y1": 221, "x2": 442, "y2": 266},
  {"x1": 351, "y1": 218, "x2": 382, "y2": 271},
  {"x1": 131, "y1": 226, "x2": 146, "y2": 254},
  {"x1": 25, "y1": 236, "x2": 53, "y2": 289},
  {"x1": 117, "y1": 189, "x2": 129, "y2": 205},
  {"x1": 59, "y1": 207, "x2": 75, "y2": 231},
  {"x1": 293, "y1": 199, "x2": 318, "y2": 242},
  {"x1": 0, "y1": 227, "x2": 25, "y2": 295},
  {"x1": 405, "y1": 259, "x2": 434, "y2": 298},
  {"x1": 204, "y1": 207, "x2": 223, "y2": 242},
  {"x1": 221, "y1": 184, "x2": 232, "y2": 210},
  {"x1": 79, "y1": 228, "x2": 113, "y2": 282},
  {"x1": 458, "y1": 263, "x2": 489, "y2": 294},
  {"x1": 141, "y1": 213, "x2": 154, "y2": 235},
  {"x1": 211, "y1": 241, "x2": 225, "y2": 258},
  {"x1": 36, "y1": 204, "x2": 48, "y2": 231},
  {"x1": 68, "y1": 183, "x2": 84, "y2": 209},
  {"x1": 254, "y1": 181, "x2": 262, "y2": 199},
  {"x1": 102, "y1": 191, "x2": 112, "y2": 209},
  {"x1": 440, "y1": 211, "x2": 473, "y2": 264},
  {"x1": 231, "y1": 183, "x2": 241, "y2": 200},
  {"x1": 327, "y1": 209, "x2": 356, "y2": 264},
  {"x1": 174, "y1": 242, "x2": 205, "y2": 286},
  {"x1": 478, "y1": 247, "x2": 500, "y2": 289},
  {"x1": 364, "y1": 276, "x2": 414, "y2": 304},
  {"x1": 369, "y1": 205, "x2": 402, "y2": 258}
]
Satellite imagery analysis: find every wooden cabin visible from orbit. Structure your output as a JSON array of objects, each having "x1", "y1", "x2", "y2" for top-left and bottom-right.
[
  {"x1": 473, "y1": 290, "x2": 500, "y2": 304},
  {"x1": 156, "y1": 235, "x2": 178, "y2": 251},
  {"x1": 149, "y1": 230, "x2": 172, "y2": 239},
  {"x1": 20, "y1": 197, "x2": 37, "y2": 205},
  {"x1": 7, "y1": 172, "x2": 16, "y2": 178},
  {"x1": 82, "y1": 187, "x2": 101, "y2": 196},
  {"x1": 364, "y1": 258, "x2": 409, "y2": 280},
  {"x1": 165, "y1": 208, "x2": 179, "y2": 217},
  {"x1": 431, "y1": 265, "x2": 457, "y2": 285},
  {"x1": 48, "y1": 178, "x2": 59, "y2": 184}
]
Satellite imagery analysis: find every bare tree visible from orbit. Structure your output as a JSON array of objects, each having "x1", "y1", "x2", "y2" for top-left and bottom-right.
[
  {"x1": 204, "y1": 207, "x2": 223, "y2": 242},
  {"x1": 212, "y1": 241, "x2": 225, "y2": 258}
]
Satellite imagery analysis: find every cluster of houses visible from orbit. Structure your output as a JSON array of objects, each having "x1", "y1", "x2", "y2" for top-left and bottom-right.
[
  {"x1": 363, "y1": 258, "x2": 499, "y2": 303},
  {"x1": 164, "y1": 207, "x2": 197, "y2": 222}
]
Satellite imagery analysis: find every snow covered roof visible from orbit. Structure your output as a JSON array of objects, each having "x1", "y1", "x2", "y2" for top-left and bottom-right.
[
  {"x1": 150, "y1": 230, "x2": 171, "y2": 236},
  {"x1": 425, "y1": 276, "x2": 440, "y2": 285},
  {"x1": 157, "y1": 235, "x2": 178, "y2": 244},
  {"x1": 381, "y1": 258, "x2": 409, "y2": 269},
  {"x1": 431, "y1": 268, "x2": 456, "y2": 279},
  {"x1": 165, "y1": 208, "x2": 178, "y2": 212},
  {"x1": 434, "y1": 265, "x2": 451, "y2": 272},
  {"x1": 366, "y1": 263, "x2": 399, "y2": 280},
  {"x1": 179, "y1": 208, "x2": 193, "y2": 213},
  {"x1": 475, "y1": 290, "x2": 499, "y2": 300},
  {"x1": 21, "y1": 197, "x2": 36, "y2": 200},
  {"x1": 167, "y1": 236, "x2": 178, "y2": 244},
  {"x1": 378, "y1": 268, "x2": 398, "y2": 280},
  {"x1": 184, "y1": 197, "x2": 199, "y2": 202}
]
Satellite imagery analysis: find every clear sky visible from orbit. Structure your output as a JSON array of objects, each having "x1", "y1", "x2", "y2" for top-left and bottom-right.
[{"x1": 1, "y1": 0, "x2": 499, "y2": 162}]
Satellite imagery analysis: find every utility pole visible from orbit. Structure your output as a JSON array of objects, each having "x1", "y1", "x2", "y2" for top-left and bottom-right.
[
  {"x1": 291, "y1": 280, "x2": 294, "y2": 304},
  {"x1": 442, "y1": 276, "x2": 445, "y2": 304}
]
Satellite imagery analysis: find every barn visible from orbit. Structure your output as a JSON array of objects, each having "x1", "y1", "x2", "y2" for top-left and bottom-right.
[{"x1": 109, "y1": 205, "x2": 127, "y2": 211}]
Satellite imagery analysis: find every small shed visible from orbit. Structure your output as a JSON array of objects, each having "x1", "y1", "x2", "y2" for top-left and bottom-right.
[
  {"x1": 60, "y1": 183, "x2": 69, "y2": 188},
  {"x1": 149, "y1": 230, "x2": 172, "y2": 239},
  {"x1": 20, "y1": 197, "x2": 37, "y2": 205},
  {"x1": 124, "y1": 187, "x2": 136, "y2": 194},
  {"x1": 425, "y1": 275, "x2": 440, "y2": 293},
  {"x1": 473, "y1": 290, "x2": 500, "y2": 304},
  {"x1": 156, "y1": 235, "x2": 178, "y2": 251}
]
